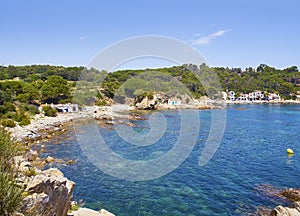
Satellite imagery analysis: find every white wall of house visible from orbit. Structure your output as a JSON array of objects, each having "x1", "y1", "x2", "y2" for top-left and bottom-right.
[
  {"x1": 222, "y1": 92, "x2": 227, "y2": 100},
  {"x1": 168, "y1": 99, "x2": 181, "y2": 106}
]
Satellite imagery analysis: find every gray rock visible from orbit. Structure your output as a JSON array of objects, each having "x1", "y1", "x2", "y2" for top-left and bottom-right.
[
  {"x1": 23, "y1": 168, "x2": 75, "y2": 216},
  {"x1": 69, "y1": 208, "x2": 101, "y2": 216},
  {"x1": 43, "y1": 168, "x2": 64, "y2": 177},
  {"x1": 270, "y1": 201, "x2": 300, "y2": 216},
  {"x1": 45, "y1": 156, "x2": 55, "y2": 163},
  {"x1": 14, "y1": 155, "x2": 25, "y2": 165},
  {"x1": 19, "y1": 161, "x2": 32, "y2": 172},
  {"x1": 25, "y1": 150, "x2": 39, "y2": 161},
  {"x1": 135, "y1": 96, "x2": 157, "y2": 110},
  {"x1": 282, "y1": 188, "x2": 300, "y2": 202},
  {"x1": 100, "y1": 209, "x2": 115, "y2": 216},
  {"x1": 22, "y1": 192, "x2": 50, "y2": 215},
  {"x1": 68, "y1": 208, "x2": 115, "y2": 216}
]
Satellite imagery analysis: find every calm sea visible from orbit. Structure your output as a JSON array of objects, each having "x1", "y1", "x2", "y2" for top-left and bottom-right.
[{"x1": 39, "y1": 104, "x2": 300, "y2": 215}]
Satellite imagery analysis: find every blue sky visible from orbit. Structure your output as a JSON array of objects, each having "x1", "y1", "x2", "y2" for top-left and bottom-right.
[{"x1": 0, "y1": 0, "x2": 299, "y2": 69}]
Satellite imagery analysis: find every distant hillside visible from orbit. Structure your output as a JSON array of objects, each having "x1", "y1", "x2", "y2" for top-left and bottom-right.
[
  {"x1": 1, "y1": 63, "x2": 299, "y2": 102},
  {"x1": 102, "y1": 64, "x2": 300, "y2": 100},
  {"x1": 0, "y1": 65, "x2": 83, "y2": 81}
]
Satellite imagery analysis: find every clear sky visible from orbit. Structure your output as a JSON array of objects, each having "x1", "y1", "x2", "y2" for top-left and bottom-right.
[{"x1": 1, "y1": 0, "x2": 299, "y2": 69}]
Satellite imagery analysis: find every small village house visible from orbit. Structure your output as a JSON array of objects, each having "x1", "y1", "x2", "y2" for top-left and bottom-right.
[
  {"x1": 248, "y1": 90, "x2": 264, "y2": 101},
  {"x1": 228, "y1": 91, "x2": 236, "y2": 101},
  {"x1": 237, "y1": 93, "x2": 249, "y2": 101},
  {"x1": 39, "y1": 103, "x2": 79, "y2": 113},
  {"x1": 268, "y1": 93, "x2": 281, "y2": 101},
  {"x1": 221, "y1": 92, "x2": 227, "y2": 100},
  {"x1": 168, "y1": 97, "x2": 181, "y2": 106},
  {"x1": 222, "y1": 91, "x2": 236, "y2": 101}
]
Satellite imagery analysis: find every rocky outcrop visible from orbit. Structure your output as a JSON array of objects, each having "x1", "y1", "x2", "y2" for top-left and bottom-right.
[
  {"x1": 94, "y1": 105, "x2": 130, "y2": 120},
  {"x1": 15, "y1": 150, "x2": 115, "y2": 216},
  {"x1": 68, "y1": 208, "x2": 115, "y2": 216},
  {"x1": 25, "y1": 150, "x2": 39, "y2": 161},
  {"x1": 270, "y1": 188, "x2": 300, "y2": 216},
  {"x1": 9, "y1": 110, "x2": 116, "y2": 216},
  {"x1": 270, "y1": 201, "x2": 300, "y2": 215},
  {"x1": 8, "y1": 111, "x2": 91, "y2": 143},
  {"x1": 22, "y1": 168, "x2": 75, "y2": 216},
  {"x1": 135, "y1": 96, "x2": 157, "y2": 110},
  {"x1": 281, "y1": 188, "x2": 300, "y2": 202}
]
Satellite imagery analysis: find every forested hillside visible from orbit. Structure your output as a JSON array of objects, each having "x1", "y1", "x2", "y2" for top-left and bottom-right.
[
  {"x1": 102, "y1": 64, "x2": 300, "y2": 100},
  {"x1": 0, "y1": 63, "x2": 299, "y2": 127}
]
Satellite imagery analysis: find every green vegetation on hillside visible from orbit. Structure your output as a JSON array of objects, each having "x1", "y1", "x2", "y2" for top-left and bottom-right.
[
  {"x1": 102, "y1": 64, "x2": 300, "y2": 100},
  {"x1": 0, "y1": 65, "x2": 83, "y2": 81},
  {"x1": 0, "y1": 63, "x2": 299, "y2": 126},
  {"x1": 214, "y1": 64, "x2": 300, "y2": 99},
  {"x1": 0, "y1": 76, "x2": 71, "y2": 127}
]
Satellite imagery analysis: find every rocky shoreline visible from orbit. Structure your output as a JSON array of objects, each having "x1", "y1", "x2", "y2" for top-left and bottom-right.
[
  {"x1": 8, "y1": 105, "x2": 134, "y2": 144},
  {"x1": 10, "y1": 107, "x2": 121, "y2": 216},
  {"x1": 255, "y1": 184, "x2": 300, "y2": 215},
  {"x1": 133, "y1": 94, "x2": 300, "y2": 111},
  {"x1": 223, "y1": 99, "x2": 300, "y2": 105}
]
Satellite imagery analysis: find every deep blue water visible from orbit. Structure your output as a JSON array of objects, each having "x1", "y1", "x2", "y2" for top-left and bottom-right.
[{"x1": 38, "y1": 104, "x2": 300, "y2": 215}]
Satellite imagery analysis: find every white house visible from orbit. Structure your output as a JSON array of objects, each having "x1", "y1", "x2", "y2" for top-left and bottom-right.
[
  {"x1": 52, "y1": 103, "x2": 79, "y2": 113},
  {"x1": 249, "y1": 90, "x2": 264, "y2": 101},
  {"x1": 237, "y1": 93, "x2": 249, "y2": 101},
  {"x1": 255, "y1": 91, "x2": 264, "y2": 100},
  {"x1": 228, "y1": 91, "x2": 236, "y2": 101},
  {"x1": 221, "y1": 92, "x2": 228, "y2": 100},
  {"x1": 268, "y1": 93, "x2": 281, "y2": 101},
  {"x1": 222, "y1": 91, "x2": 235, "y2": 101},
  {"x1": 168, "y1": 97, "x2": 181, "y2": 106}
]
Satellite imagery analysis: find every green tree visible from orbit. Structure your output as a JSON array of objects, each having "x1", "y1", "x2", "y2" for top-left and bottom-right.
[
  {"x1": 41, "y1": 75, "x2": 70, "y2": 104},
  {"x1": 17, "y1": 83, "x2": 40, "y2": 103},
  {"x1": 42, "y1": 105, "x2": 57, "y2": 117}
]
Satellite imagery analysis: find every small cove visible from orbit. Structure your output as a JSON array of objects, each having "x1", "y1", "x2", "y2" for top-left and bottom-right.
[{"x1": 36, "y1": 104, "x2": 300, "y2": 215}]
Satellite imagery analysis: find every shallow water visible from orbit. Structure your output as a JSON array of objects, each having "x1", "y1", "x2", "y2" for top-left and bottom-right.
[{"x1": 39, "y1": 104, "x2": 300, "y2": 215}]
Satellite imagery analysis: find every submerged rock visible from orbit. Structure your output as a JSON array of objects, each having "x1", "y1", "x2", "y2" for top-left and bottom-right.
[
  {"x1": 254, "y1": 206, "x2": 272, "y2": 216},
  {"x1": 255, "y1": 184, "x2": 284, "y2": 199},
  {"x1": 66, "y1": 159, "x2": 76, "y2": 165}
]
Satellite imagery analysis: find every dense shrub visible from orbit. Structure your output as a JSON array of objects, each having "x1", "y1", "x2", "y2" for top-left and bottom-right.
[
  {"x1": 4, "y1": 112, "x2": 17, "y2": 120},
  {"x1": 0, "y1": 119, "x2": 16, "y2": 128},
  {"x1": 95, "y1": 100, "x2": 107, "y2": 106},
  {"x1": 42, "y1": 106, "x2": 57, "y2": 117},
  {"x1": 19, "y1": 104, "x2": 40, "y2": 116},
  {"x1": 19, "y1": 115, "x2": 31, "y2": 126},
  {"x1": 13, "y1": 112, "x2": 30, "y2": 126},
  {"x1": 27, "y1": 105, "x2": 40, "y2": 115},
  {"x1": 3, "y1": 102, "x2": 16, "y2": 113},
  {"x1": 0, "y1": 103, "x2": 16, "y2": 116},
  {"x1": 0, "y1": 127, "x2": 23, "y2": 215}
]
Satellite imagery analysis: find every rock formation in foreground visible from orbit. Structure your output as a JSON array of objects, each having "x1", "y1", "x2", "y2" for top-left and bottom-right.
[
  {"x1": 270, "y1": 188, "x2": 300, "y2": 216},
  {"x1": 16, "y1": 150, "x2": 114, "y2": 216}
]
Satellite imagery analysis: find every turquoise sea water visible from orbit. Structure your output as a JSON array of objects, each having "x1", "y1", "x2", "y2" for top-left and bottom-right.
[{"x1": 39, "y1": 104, "x2": 300, "y2": 215}]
